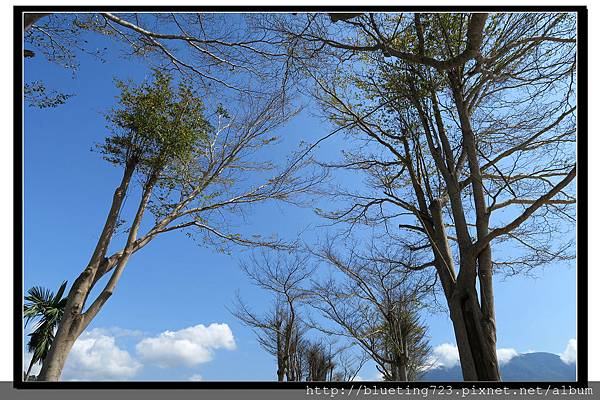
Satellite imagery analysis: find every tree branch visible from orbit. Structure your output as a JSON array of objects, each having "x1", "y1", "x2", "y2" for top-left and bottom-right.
[{"x1": 474, "y1": 166, "x2": 576, "y2": 254}]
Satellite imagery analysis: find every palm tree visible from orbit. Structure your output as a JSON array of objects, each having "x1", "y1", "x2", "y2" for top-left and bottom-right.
[{"x1": 23, "y1": 281, "x2": 68, "y2": 381}]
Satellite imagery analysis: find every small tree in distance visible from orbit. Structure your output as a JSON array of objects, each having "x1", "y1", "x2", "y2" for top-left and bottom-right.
[
  {"x1": 232, "y1": 250, "x2": 367, "y2": 382},
  {"x1": 310, "y1": 239, "x2": 433, "y2": 381},
  {"x1": 231, "y1": 251, "x2": 313, "y2": 381}
]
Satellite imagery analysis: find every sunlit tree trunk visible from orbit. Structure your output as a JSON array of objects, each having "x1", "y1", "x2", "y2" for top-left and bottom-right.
[{"x1": 38, "y1": 160, "x2": 149, "y2": 381}]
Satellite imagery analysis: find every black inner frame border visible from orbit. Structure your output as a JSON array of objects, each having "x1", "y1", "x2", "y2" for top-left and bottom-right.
[{"x1": 13, "y1": 4, "x2": 589, "y2": 390}]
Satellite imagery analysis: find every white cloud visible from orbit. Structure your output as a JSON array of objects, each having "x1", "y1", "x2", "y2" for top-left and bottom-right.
[
  {"x1": 430, "y1": 343, "x2": 460, "y2": 368},
  {"x1": 62, "y1": 330, "x2": 141, "y2": 381},
  {"x1": 24, "y1": 324, "x2": 237, "y2": 381},
  {"x1": 496, "y1": 348, "x2": 519, "y2": 365},
  {"x1": 429, "y1": 344, "x2": 521, "y2": 369},
  {"x1": 136, "y1": 323, "x2": 236, "y2": 368},
  {"x1": 560, "y1": 338, "x2": 577, "y2": 365},
  {"x1": 188, "y1": 374, "x2": 203, "y2": 381}
]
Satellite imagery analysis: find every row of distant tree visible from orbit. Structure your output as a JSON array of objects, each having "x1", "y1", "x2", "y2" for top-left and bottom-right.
[
  {"x1": 232, "y1": 247, "x2": 433, "y2": 382},
  {"x1": 23, "y1": 11, "x2": 577, "y2": 381}
]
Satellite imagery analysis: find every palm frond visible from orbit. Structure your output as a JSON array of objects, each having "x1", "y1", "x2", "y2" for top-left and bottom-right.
[
  {"x1": 25, "y1": 286, "x2": 53, "y2": 305},
  {"x1": 22, "y1": 281, "x2": 69, "y2": 368},
  {"x1": 51, "y1": 281, "x2": 68, "y2": 305}
]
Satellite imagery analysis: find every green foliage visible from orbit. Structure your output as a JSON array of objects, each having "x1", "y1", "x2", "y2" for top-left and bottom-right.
[
  {"x1": 23, "y1": 281, "x2": 68, "y2": 377},
  {"x1": 99, "y1": 69, "x2": 212, "y2": 173},
  {"x1": 381, "y1": 13, "x2": 469, "y2": 61},
  {"x1": 216, "y1": 103, "x2": 231, "y2": 119}
]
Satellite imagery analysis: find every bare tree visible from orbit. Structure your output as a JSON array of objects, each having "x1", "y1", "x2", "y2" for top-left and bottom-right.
[
  {"x1": 231, "y1": 251, "x2": 314, "y2": 381},
  {"x1": 310, "y1": 239, "x2": 434, "y2": 381},
  {"x1": 291, "y1": 12, "x2": 576, "y2": 380},
  {"x1": 37, "y1": 71, "x2": 322, "y2": 381},
  {"x1": 329, "y1": 346, "x2": 368, "y2": 382},
  {"x1": 286, "y1": 336, "x2": 336, "y2": 382},
  {"x1": 291, "y1": 337, "x2": 366, "y2": 382}
]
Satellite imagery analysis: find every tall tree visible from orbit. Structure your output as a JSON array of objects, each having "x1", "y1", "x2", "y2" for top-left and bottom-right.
[
  {"x1": 279, "y1": 12, "x2": 577, "y2": 380},
  {"x1": 23, "y1": 281, "x2": 68, "y2": 381},
  {"x1": 37, "y1": 71, "x2": 319, "y2": 381}
]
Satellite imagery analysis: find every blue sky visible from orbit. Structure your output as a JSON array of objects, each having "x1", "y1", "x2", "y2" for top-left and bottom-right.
[{"x1": 23, "y1": 14, "x2": 577, "y2": 381}]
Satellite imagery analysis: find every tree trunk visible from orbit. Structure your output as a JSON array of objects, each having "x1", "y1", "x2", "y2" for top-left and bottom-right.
[
  {"x1": 36, "y1": 311, "x2": 80, "y2": 381},
  {"x1": 38, "y1": 160, "x2": 137, "y2": 381},
  {"x1": 449, "y1": 283, "x2": 500, "y2": 381},
  {"x1": 429, "y1": 196, "x2": 500, "y2": 381},
  {"x1": 276, "y1": 331, "x2": 285, "y2": 381},
  {"x1": 277, "y1": 365, "x2": 285, "y2": 381},
  {"x1": 37, "y1": 272, "x2": 90, "y2": 381},
  {"x1": 398, "y1": 358, "x2": 408, "y2": 381},
  {"x1": 445, "y1": 71, "x2": 501, "y2": 381}
]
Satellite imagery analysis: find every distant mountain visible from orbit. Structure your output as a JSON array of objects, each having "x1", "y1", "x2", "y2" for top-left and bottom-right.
[{"x1": 421, "y1": 352, "x2": 576, "y2": 382}]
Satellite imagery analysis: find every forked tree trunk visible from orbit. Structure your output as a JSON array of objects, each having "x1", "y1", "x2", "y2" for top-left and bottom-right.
[
  {"x1": 427, "y1": 201, "x2": 500, "y2": 381},
  {"x1": 38, "y1": 160, "x2": 139, "y2": 381},
  {"x1": 387, "y1": 326, "x2": 408, "y2": 381},
  {"x1": 445, "y1": 71, "x2": 501, "y2": 381},
  {"x1": 448, "y1": 278, "x2": 500, "y2": 381},
  {"x1": 276, "y1": 352, "x2": 286, "y2": 382},
  {"x1": 36, "y1": 241, "x2": 122, "y2": 381},
  {"x1": 276, "y1": 329, "x2": 286, "y2": 381}
]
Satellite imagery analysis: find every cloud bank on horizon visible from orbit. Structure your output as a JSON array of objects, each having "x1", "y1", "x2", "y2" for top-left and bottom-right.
[
  {"x1": 428, "y1": 338, "x2": 577, "y2": 371},
  {"x1": 24, "y1": 323, "x2": 236, "y2": 381},
  {"x1": 24, "y1": 328, "x2": 576, "y2": 381}
]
